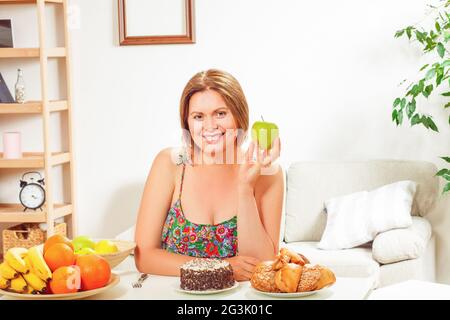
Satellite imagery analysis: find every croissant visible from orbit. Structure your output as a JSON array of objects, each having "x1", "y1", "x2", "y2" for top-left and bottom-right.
[
  {"x1": 274, "y1": 263, "x2": 303, "y2": 293},
  {"x1": 250, "y1": 261, "x2": 280, "y2": 292}
]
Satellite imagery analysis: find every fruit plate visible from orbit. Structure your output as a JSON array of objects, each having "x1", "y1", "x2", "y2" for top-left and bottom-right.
[
  {"x1": 175, "y1": 281, "x2": 239, "y2": 295},
  {"x1": 0, "y1": 273, "x2": 120, "y2": 300},
  {"x1": 250, "y1": 283, "x2": 334, "y2": 298}
]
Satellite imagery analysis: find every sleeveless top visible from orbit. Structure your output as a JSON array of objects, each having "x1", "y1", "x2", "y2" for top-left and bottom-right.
[{"x1": 161, "y1": 161, "x2": 238, "y2": 258}]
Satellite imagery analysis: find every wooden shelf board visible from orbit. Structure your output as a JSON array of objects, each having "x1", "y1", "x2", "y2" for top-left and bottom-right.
[
  {"x1": 0, "y1": 203, "x2": 72, "y2": 223},
  {"x1": 0, "y1": 100, "x2": 68, "y2": 114},
  {"x1": 0, "y1": 151, "x2": 70, "y2": 168},
  {"x1": 0, "y1": 0, "x2": 63, "y2": 4},
  {"x1": 0, "y1": 47, "x2": 66, "y2": 58}
]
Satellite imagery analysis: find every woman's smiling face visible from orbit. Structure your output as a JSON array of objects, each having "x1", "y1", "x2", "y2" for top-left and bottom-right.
[{"x1": 187, "y1": 89, "x2": 238, "y2": 158}]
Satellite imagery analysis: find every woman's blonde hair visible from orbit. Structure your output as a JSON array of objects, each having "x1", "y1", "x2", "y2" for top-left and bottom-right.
[{"x1": 179, "y1": 69, "x2": 249, "y2": 147}]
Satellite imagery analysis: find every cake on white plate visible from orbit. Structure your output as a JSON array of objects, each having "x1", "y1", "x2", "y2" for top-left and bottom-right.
[{"x1": 180, "y1": 258, "x2": 235, "y2": 291}]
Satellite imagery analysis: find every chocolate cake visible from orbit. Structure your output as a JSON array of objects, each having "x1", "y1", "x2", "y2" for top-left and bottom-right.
[{"x1": 180, "y1": 259, "x2": 235, "y2": 291}]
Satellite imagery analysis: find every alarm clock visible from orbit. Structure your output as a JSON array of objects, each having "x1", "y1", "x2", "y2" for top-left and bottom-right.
[{"x1": 19, "y1": 171, "x2": 45, "y2": 211}]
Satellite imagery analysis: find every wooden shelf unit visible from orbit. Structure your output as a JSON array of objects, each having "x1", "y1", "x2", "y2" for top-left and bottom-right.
[{"x1": 0, "y1": 0, "x2": 76, "y2": 240}]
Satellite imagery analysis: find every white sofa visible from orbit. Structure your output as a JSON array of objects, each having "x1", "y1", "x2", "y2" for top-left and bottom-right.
[{"x1": 280, "y1": 160, "x2": 438, "y2": 289}]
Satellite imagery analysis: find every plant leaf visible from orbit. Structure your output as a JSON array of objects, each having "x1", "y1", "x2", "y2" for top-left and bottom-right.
[
  {"x1": 426, "y1": 68, "x2": 436, "y2": 79},
  {"x1": 406, "y1": 27, "x2": 412, "y2": 39},
  {"x1": 400, "y1": 98, "x2": 406, "y2": 109},
  {"x1": 443, "y1": 60, "x2": 450, "y2": 67},
  {"x1": 398, "y1": 109, "x2": 404, "y2": 124},
  {"x1": 445, "y1": 102, "x2": 450, "y2": 108},
  {"x1": 442, "y1": 92, "x2": 450, "y2": 96},
  {"x1": 411, "y1": 114, "x2": 421, "y2": 126},
  {"x1": 436, "y1": 168, "x2": 449, "y2": 176},
  {"x1": 441, "y1": 157, "x2": 450, "y2": 163},
  {"x1": 437, "y1": 42, "x2": 445, "y2": 58},
  {"x1": 407, "y1": 100, "x2": 416, "y2": 118},
  {"x1": 392, "y1": 109, "x2": 398, "y2": 125},
  {"x1": 421, "y1": 115, "x2": 430, "y2": 129},
  {"x1": 393, "y1": 97, "x2": 401, "y2": 108},
  {"x1": 420, "y1": 63, "x2": 430, "y2": 71},
  {"x1": 436, "y1": 21, "x2": 441, "y2": 32},
  {"x1": 443, "y1": 182, "x2": 450, "y2": 194},
  {"x1": 395, "y1": 29, "x2": 405, "y2": 38},
  {"x1": 427, "y1": 117, "x2": 439, "y2": 132},
  {"x1": 423, "y1": 84, "x2": 433, "y2": 98}
]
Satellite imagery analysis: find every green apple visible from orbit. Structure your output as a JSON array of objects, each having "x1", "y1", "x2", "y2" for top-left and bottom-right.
[
  {"x1": 72, "y1": 235, "x2": 96, "y2": 252},
  {"x1": 251, "y1": 118, "x2": 279, "y2": 150},
  {"x1": 75, "y1": 247, "x2": 96, "y2": 255},
  {"x1": 95, "y1": 240, "x2": 119, "y2": 254}
]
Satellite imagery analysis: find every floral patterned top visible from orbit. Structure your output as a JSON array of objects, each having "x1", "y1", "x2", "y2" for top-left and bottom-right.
[{"x1": 161, "y1": 161, "x2": 238, "y2": 258}]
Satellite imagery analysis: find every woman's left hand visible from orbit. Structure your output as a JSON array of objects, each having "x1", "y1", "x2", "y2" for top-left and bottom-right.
[{"x1": 238, "y1": 137, "x2": 281, "y2": 190}]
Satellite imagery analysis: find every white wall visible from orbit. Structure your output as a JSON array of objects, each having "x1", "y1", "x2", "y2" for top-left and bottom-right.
[{"x1": 1, "y1": 0, "x2": 449, "y2": 283}]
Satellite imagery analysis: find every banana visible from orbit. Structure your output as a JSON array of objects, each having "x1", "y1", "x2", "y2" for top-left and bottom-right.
[
  {"x1": 28, "y1": 246, "x2": 52, "y2": 281},
  {"x1": 22, "y1": 271, "x2": 47, "y2": 293},
  {"x1": 9, "y1": 274, "x2": 28, "y2": 293},
  {"x1": 5, "y1": 247, "x2": 29, "y2": 274},
  {"x1": 25, "y1": 285, "x2": 37, "y2": 295},
  {"x1": 0, "y1": 262, "x2": 18, "y2": 279},
  {"x1": 0, "y1": 275, "x2": 11, "y2": 289},
  {"x1": 24, "y1": 255, "x2": 34, "y2": 274}
]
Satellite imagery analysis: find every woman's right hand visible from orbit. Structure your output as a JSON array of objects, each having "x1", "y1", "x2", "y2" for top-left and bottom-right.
[{"x1": 225, "y1": 255, "x2": 260, "y2": 281}]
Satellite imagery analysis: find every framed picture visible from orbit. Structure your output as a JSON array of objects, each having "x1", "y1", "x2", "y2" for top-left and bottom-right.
[
  {"x1": 0, "y1": 72, "x2": 15, "y2": 103},
  {"x1": 0, "y1": 19, "x2": 14, "y2": 48},
  {"x1": 118, "y1": 0, "x2": 195, "y2": 45}
]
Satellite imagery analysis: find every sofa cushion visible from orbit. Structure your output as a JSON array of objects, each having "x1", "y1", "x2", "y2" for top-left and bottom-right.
[
  {"x1": 372, "y1": 216, "x2": 432, "y2": 264},
  {"x1": 284, "y1": 160, "x2": 439, "y2": 242},
  {"x1": 318, "y1": 180, "x2": 416, "y2": 250},
  {"x1": 282, "y1": 241, "x2": 380, "y2": 279}
]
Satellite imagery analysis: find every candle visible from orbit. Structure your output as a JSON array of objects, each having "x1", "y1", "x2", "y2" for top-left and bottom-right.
[{"x1": 3, "y1": 132, "x2": 22, "y2": 159}]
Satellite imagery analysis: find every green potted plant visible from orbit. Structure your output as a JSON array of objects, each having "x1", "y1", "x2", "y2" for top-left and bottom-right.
[{"x1": 392, "y1": 0, "x2": 450, "y2": 194}]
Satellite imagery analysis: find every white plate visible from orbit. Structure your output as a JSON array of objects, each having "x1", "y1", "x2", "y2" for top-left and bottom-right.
[
  {"x1": 0, "y1": 273, "x2": 120, "y2": 300},
  {"x1": 175, "y1": 281, "x2": 239, "y2": 295},
  {"x1": 251, "y1": 285, "x2": 331, "y2": 298}
]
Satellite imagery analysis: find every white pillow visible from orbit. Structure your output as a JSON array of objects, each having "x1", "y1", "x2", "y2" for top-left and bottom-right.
[
  {"x1": 318, "y1": 180, "x2": 416, "y2": 250},
  {"x1": 372, "y1": 216, "x2": 431, "y2": 264}
]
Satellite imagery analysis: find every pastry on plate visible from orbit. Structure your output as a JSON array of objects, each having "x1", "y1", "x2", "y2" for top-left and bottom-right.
[{"x1": 250, "y1": 261, "x2": 280, "y2": 292}]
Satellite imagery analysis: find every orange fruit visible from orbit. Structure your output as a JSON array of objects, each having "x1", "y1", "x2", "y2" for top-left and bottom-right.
[
  {"x1": 44, "y1": 234, "x2": 74, "y2": 254},
  {"x1": 76, "y1": 254, "x2": 111, "y2": 291},
  {"x1": 44, "y1": 243, "x2": 76, "y2": 272},
  {"x1": 49, "y1": 266, "x2": 81, "y2": 294}
]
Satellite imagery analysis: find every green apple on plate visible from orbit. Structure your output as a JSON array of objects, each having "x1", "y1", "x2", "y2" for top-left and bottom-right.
[
  {"x1": 72, "y1": 235, "x2": 96, "y2": 252},
  {"x1": 251, "y1": 116, "x2": 279, "y2": 150}
]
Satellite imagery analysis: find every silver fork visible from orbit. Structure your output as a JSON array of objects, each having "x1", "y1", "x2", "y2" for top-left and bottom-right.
[{"x1": 132, "y1": 273, "x2": 149, "y2": 288}]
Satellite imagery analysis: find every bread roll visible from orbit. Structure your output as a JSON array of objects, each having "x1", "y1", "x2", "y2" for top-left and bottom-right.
[
  {"x1": 297, "y1": 265, "x2": 321, "y2": 292},
  {"x1": 250, "y1": 261, "x2": 280, "y2": 292},
  {"x1": 275, "y1": 263, "x2": 303, "y2": 293},
  {"x1": 315, "y1": 266, "x2": 336, "y2": 290}
]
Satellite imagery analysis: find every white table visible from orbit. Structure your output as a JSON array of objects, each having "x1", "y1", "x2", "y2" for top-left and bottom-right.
[
  {"x1": 0, "y1": 256, "x2": 375, "y2": 300},
  {"x1": 89, "y1": 257, "x2": 375, "y2": 300},
  {"x1": 369, "y1": 280, "x2": 450, "y2": 300}
]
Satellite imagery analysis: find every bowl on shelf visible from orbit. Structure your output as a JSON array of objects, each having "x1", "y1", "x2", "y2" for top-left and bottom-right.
[{"x1": 94, "y1": 239, "x2": 136, "y2": 269}]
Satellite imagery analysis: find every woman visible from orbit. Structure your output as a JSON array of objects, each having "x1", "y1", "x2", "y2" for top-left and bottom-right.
[{"x1": 134, "y1": 69, "x2": 284, "y2": 281}]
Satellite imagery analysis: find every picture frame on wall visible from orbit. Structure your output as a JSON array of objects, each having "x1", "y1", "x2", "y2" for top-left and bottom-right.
[
  {"x1": 0, "y1": 19, "x2": 14, "y2": 48},
  {"x1": 0, "y1": 72, "x2": 15, "y2": 103},
  {"x1": 118, "y1": 0, "x2": 195, "y2": 45}
]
